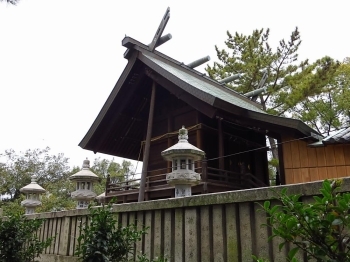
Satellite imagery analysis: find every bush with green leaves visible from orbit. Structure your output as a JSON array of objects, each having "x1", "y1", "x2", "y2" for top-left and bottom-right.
[
  {"x1": 136, "y1": 254, "x2": 169, "y2": 262},
  {"x1": 75, "y1": 203, "x2": 146, "y2": 262},
  {"x1": 0, "y1": 211, "x2": 52, "y2": 262},
  {"x1": 257, "y1": 179, "x2": 350, "y2": 262}
]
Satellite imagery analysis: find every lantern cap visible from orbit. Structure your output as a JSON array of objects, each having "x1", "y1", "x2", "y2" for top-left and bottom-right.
[
  {"x1": 161, "y1": 126, "x2": 205, "y2": 161},
  {"x1": 20, "y1": 174, "x2": 46, "y2": 194},
  {"x1": 69, "y1": 158, "x2": 100, "y2": 181}
]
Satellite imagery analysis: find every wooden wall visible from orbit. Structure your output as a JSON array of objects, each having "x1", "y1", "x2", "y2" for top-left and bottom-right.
[{"x1": 282, "y1": 136, "x2": 350, "y2": 184}]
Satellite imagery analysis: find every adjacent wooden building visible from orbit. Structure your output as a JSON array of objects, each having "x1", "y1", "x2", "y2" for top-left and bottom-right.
[
  {"x1": 78, "y1": 35, "x2": 348, "y2": 202},
  {"x1": 282, "y1": 127, "x2": 350, "y2": 184}
]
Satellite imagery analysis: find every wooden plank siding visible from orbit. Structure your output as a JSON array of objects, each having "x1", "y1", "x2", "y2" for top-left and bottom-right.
[{"x1": 282, "y1": 136, "x2": 350, "y2": 184}]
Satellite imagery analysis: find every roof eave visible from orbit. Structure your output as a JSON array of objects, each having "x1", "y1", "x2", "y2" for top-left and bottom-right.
[
  {"x1": 247, "y1": 111, "x2": 321, "y2": 139},
  {"x1": 78, "y1": 51, "x2": 139, "y2": 150}
]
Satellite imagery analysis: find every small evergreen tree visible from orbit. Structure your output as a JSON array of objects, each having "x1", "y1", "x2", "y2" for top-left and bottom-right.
[
  {"x1": 0, "y1": 212, "x2": 52, "y2": 262},
  {"x1": 259, "y1": 179, "x2": 350, "y2": 262},
  {"x1": 75, "y1": 203, "x2": 146, "y2": 262}
]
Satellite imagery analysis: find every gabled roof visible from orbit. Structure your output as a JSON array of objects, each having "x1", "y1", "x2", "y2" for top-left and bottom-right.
[
  {"x1": 123, "y1": 37, "x2": 265, "y2": 114},
  {"x1": 79, "y1": 36, "x2": 320, "y2": 159},
  {"x1": 323, "y1": 127, "x2": 350, "y2": 145},
  {"x1": 139, "y1": 53, "x2": 264, "y2": 113}
]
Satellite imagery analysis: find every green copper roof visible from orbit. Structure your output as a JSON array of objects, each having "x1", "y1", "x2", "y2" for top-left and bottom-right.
[{"x1": 141, "y1": 53, "x2": 265, "y2": 114}]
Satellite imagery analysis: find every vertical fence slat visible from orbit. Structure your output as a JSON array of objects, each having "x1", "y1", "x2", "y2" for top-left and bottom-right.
[
  {"x1": 163, "y1": 209, "x2": 172, "y2": 260},
  {"x1": 47, "y1": 218, "x2": 53, "y2": 253},
  {"x1": 153, "y1": 210, "x2": 162, "y2": 258},
  {"x1": 225, "y1": 204, "x2": 239, "y2": 262},
  {"x1": 40, "y1": 218, "x2": 46, "y2": 243},
  {"x1": 128, "y1": 212, "x2": 136, "y2": 260},
  {"x1": 74, "y1": 216, "x2": 83, "y2": 256},
  {"x1": 59, "y1": 216, "x2": 71, "y2": 256},
  {"x1": 129, "y1": 212, "x2": 136, "y2": 225},
  {"x1": 200, "y1": 206, "x2": 211, "y2": 262},
  {"x1": 144, "y1": 211, "x2": 153, "y2": 259},
  {"x1": 69, "y1": 216, "x2": 77, "y2": 256},
  {"x1": 239, "y1": 202, "x2": 253, "y2": 261},
  {"x1": 174, "y1": 208, "x2": 183, "y2": 262},
  {"x1": 185, "y1": 207, "x2": 198, "y2": 262},
  {"x1": 135, "y1": 211, "x2": 144, "y2": 259},
  {"x1": 43, "y1": 219, "x2": 49, "y2": 254},
  {"x1": 213, "y1": 205, "x2": 225, "y2": 262},
  {"x1": 270, "y1": 199, "x2": 288, "y2": 262},
  {"x1": 122, "y1": 212, "x2": 128, "y2": 228},
  {"x1": 50, "y1": 217, "x2": 57, "y2": 254},
  {"x1": 253, "y1": 202, "x2": 270, "y2": 261},
  {"x1": 54, "y1": 217, "x2": 62, "y2": 255}
]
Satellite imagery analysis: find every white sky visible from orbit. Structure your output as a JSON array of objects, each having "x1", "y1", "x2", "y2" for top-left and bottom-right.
[{"x1": 1, "y1": 0, "x2": 349, "y2": 172}]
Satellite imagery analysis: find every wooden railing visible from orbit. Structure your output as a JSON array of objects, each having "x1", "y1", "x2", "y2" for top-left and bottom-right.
[
  {"x1": 196, "y1": 160, "x2": 267, "y2": 189},
  {"x1": 105, "y1": 161, "x2": 267, "y2": 202},
  {"x1": 106, "y1": 173, "x2": 168, "y2": 193}
]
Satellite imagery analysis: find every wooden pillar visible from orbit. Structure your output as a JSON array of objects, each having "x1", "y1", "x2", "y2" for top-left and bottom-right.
[
  {"x1": 167, "y1": 114, "x2": 173, "y2": 172},
  {"x1": 138, "y1": 82, "x2": 156, "y2": 202},
  {"x1": 196, "y1": 111, "x2": 202, "y2": 149},
  {"x1": 196, "y1": 128, "x2": 203, "y2": 173},
  {"x1": 196, "y1": 112, "x2": 203, "y2": 172},
  {"x1": 277, "y1": 136, "x2": 286, "y2": 185},
  {"x1": 202, "y1": 158, "x2": 208, "y2": 193},
  {"x1": 202, "y1": 158, "x2": 208, "y2": 182},
  {"x1": 218, "y1": 117, "x2": 224, "y2": 170}
]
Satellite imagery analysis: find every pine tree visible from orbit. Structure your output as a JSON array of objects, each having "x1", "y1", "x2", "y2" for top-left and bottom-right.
[
  {"x1": 293, "y1": 60, "x2": 350, "y2": 135},
  {"x1": 206, "y1": 28, "x2": 341, "y2": 167}
]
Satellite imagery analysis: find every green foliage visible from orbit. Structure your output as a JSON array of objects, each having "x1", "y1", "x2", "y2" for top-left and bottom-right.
[
  {"x1": 206, "y1": 28, "x2": 341, "y2": 132},
  {"x1": 0, "y1": 147, "x2": 76, "y2": 213},
  {"x1": 268, "y1": 158, "x2": 279, "y2": 184},
  {"x1": 75, "y1": 203, "x2": 146, "y2": 262},
  {"x1": 251, "y1": 256, "x2": 269, "y2": 262},
  {"x1": 0, "y1": 148, "x2": 133, "y2": 213},
  {"x1": 0, "y1": 195, "x2": 25, "y2": 216},
  {"x1": 37, "y1": 190, "x2": 75, "y2": 213},
  {"x1": 91, "y1": 158, "x2": 134, "y2": 196},
  {"x1": 292, "y1": 61, "x2": 350, "y2": 135},
  {"x1": 0, "y1": 212, "x2": 53, "y2": 262},
  {"x1": 136, "y1": 254, "x2": 169, "y2": 262},
  {"x1": 260, "y1": 179, "x2": 350, "y2": 262},
  {"x1": 0, "y1": 147, "x2": 70, "y2": 201}
]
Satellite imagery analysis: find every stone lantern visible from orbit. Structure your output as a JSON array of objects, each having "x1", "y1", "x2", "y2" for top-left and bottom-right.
[
  {"x1": 161, "y1": 126, "x2": 205, "y2": 197},
  {"x1": 20, "y1": 174, "x2": 46, "y2": 214},
  {"x1": 69, "y1": 158, "x2": 100, "y2": 209}
]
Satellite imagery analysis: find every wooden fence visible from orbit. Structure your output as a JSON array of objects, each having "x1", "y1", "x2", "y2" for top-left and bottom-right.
[{"x1": 26, "y1": 177, "x2": 350, "y2": 262}]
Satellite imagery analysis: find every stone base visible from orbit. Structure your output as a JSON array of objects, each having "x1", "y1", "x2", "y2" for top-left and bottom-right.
[{"x1": 174, "y1": 184, "x2": 191, "y2": 197}]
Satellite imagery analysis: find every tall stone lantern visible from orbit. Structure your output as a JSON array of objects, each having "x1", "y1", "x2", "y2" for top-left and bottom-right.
[
  {"x1": 69, "y1": 158, "x2": 100, "y2": 209},
  {"x1": 20, "y1": 174, "x2": 46, "y2": 214},
  {"x1": 161, "y1": 126, "x2": 205, "y2": 197}
]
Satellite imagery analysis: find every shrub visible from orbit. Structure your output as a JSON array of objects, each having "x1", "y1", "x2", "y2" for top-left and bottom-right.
[
  {"x1": 259, "y1": 179, "x2": 350, "y2": 262},
  {"x1": 0, "y1": 211, "x2": 52, "y2": 262},
  {"x1": 75, "y1": 203, "x2": 146, "y2": 262}
]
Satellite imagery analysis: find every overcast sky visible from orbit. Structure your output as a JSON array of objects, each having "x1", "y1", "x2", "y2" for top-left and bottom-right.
[{"x1": 1, "y1": 0, "x2": 349, "y2": 172}]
